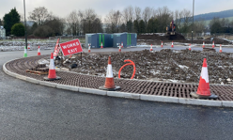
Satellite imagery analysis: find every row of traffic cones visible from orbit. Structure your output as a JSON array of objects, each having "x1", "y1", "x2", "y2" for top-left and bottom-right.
[
  {"x1": 42, "y1": 51, "x2": 216, "y2": 99},
  {"x1": 24, "y1": 46, "x2": 41, "y2": 57},
  {"x1": 202, "y1": 41, "x2": 217, "y2": 48}
]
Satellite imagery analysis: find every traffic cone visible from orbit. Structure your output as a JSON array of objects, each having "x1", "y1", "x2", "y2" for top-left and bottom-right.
[
  {"x1": 161, "y1": 41, "x2": 163, "y2": 48},
  {"x1": 150, "y1": 44, "x2": 153, "y2": 51},
  {"x1": 88, "y1": 44, "x2": 91, "y2": 53},
  {"x1": 28, "y1": 44, "x2": 30, "y2": 49},
  {"x1": 99, "y1": 56, "x2": 120, "y2": 91},
  {"x1": 101, "y1": 42, "x2": 103, "y2": 48},
  {"x1": 37, "y1": 46, "x2": 41, "y2": 56},
  {"x1": 190, "y1": 58, "x2": 218, "y2": 99},
  {"x1": 23, "y1": 46, "x2": 27, "y2": 57},
  {"x1": 44, "y1": 53, "x2": 61, "y2": 81},
  {"x1": 171, "y1": 41, "x2": 174, "y2": 48},
  {"x1": 119, "y1": 45, "x2": 121, "y2": 52},
  {"x1": 189, "y1": 44, "x2": 191, "y2": 51},
  {"x1": 202, "y1": 41, "x2": 205, "y2": 48},
  {"x1": 121, "y1": 42, "x2": 123, "y2": 48},
  {"x1": 219, "y1": 44, "x2": 222, "y2": 53},
  {"x1": 212, "y1": 41, "x2": 215, "y2": 48}
]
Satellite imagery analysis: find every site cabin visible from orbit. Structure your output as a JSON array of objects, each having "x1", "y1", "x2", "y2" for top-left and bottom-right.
[
  {"x1": 85, "y1": 33, "x2": 113, "y2": 48},
  {"x1": 85, "y1": 32, "x2": 137, "y2": 48}
]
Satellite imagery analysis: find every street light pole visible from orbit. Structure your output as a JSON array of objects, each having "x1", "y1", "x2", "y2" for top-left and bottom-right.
[
  {"x1": 192, "y1": 0, "x2": 195, "y2": 44},
  {"x1": 23, "y1": 0, "x2": 27, "y2": 49}
]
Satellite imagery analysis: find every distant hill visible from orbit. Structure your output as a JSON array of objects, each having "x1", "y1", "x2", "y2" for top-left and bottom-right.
[{"x1": 194, "y1": 9, "x2": 233, "y2": 21}]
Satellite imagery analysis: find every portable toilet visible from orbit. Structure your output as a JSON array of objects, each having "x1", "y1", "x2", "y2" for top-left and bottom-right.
[
  {"x1": 113, "y1": 33, "x2": 137, "y2": 48},
  {"x1": 85, "y1": 33, "x2": 113, "y2": 48}
]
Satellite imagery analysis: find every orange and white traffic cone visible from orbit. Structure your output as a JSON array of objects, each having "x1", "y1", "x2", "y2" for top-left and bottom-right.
[
  {"x1": 190, "y1": 58, "x2": 218, "y2": 99},
  {"x1": 219, "y1": 44, "x2": 222, "y2": 53},
  {"x1": 37, "y1": 46, "x2": 41, "y2": 56},
  {"x1": 150, "y1": 44, "x2": 153, "y2": 51},
  {"x1": 212, "y1": 41, "x2": 215, "y2": 48},
  {"x1": 189, "y1": 44, "x2": 191, "y2": 51},
  {"x1": 119, "y1": 45, "x2": 121, "y2": 52},
  {"x1": 171, "y1": 41, "x2": 174, "y2": 48},
  {"x1": 101, "y1": 42, "x2": 103, "y2": 48},
  {"x1": 121, "y1": 42, "x2": 123, "y2": 48},
  {"x1": 99, "y1": 56, "x2": 120, "y2": 91},
  {"x1": 202, "y1": 41, "x2": 205, "y2": 48},
  {"x1": 88, "y1": 44, "x2": 91, "y2": 53},
  {"x1": 161, "y1": 41, "x2": 163, "y2": 48},
  {"x1": 44, "y1": 53, "x2": 61, "y2": 81},
  {"x1": 28, "y1": 44, "x2": 30, "y2": 49}
]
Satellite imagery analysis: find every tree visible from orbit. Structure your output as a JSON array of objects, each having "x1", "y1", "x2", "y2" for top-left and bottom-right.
[
  {"x1": 211, "y1": 22, "x2": 222, "y2": 34},
  {"x1": 142, "y1": 7, "x2": 153, "y2": 23},
  {"x1": 134, "y1": 7, "x2": 141, "y2": 21},
  {"x1": 105, "y1": 10, "x2": 121, "y2": 33},
  {"x1": 0, "y1": 19, "x2": 3, "y2": 26},
  {"x1": 11, "y1": 23, "x2": 25, "y2": 36},
  {"x1": 79, "y1": 9, "x2": 102, "y2": 34},
  {"x1": 133, "y1": 20, "x2": 139, "y2": 33},
  {"x1": 120, "y1": 23, "x2": 127, "y2": 32},
  {"x1": 28, "y1": 22, "x2": 38, "y2": 36},
  {"x1": 126, "y1": 20, "x2": 133, "y2": 32},
  {"x1": 29, "y1": 7, "x2": 52, "y2": 25},
  {"x1": 147, "y1": 18, "x2": 158, "y2": 33},
  {"x1": 33, "y1": 25, "x2": 53, "y2": 37},
  {"x1": 3, "y1": 8, "x2": 20, "y2": 35},
  {"x1": 45, "y1": 17, "x2": 65, "y2": 36},
  {"x1": 66, "y1": 11, "x2": 79, "y2": 35},
  {"x1": 156, "y1": 6, "x2": 173, "y2": 33},
  {"x1": 139, "y1": 20, "x2": 146, "y2": 34}
]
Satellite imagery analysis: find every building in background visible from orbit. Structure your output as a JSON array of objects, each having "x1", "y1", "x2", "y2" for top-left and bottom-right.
[{"x1": 0, "y1": 26, "x2": 6, "y2": 39}]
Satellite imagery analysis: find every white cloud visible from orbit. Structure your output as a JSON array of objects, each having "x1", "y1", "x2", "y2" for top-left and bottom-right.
[{"x1": 0, "y1": 0, "x2": 233, "y2": 20}]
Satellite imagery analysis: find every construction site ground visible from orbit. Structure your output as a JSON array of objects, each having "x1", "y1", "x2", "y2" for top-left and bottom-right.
[{"x1": 4, "y1": 47, "x2": 233, "y2": 102}]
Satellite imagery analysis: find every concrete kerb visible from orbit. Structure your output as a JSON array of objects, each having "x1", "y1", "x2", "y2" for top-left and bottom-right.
[
  {"x1": 107, "y1": 91, "x2": 140, "y2": 100},
  {"x1": 3, "y1": 57, "x2": 233, "y2": 108},
  {"x1": 79, "y1": 87, "x2": 106, "y2": 96},
  {"x1": 140, "y1": 94, "x2": 179, "y2": 103},
  {"x1": 56, "y1": 84, "x2": 79, "y2": 92}
]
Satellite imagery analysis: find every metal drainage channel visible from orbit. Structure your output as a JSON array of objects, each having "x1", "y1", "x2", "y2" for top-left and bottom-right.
[{"x1": 5, "y1": 55, "x2": 233, "y2": 101}]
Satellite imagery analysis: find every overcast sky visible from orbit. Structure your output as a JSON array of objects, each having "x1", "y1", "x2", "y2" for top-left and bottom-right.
[{"x1": 1, "y1": 0, "x2": 233, "y2": 20}]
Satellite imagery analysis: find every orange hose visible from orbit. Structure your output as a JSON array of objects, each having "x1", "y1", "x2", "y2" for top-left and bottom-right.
[{"x1": 118, "y1": 60, "x2": 136, "y2": 79}]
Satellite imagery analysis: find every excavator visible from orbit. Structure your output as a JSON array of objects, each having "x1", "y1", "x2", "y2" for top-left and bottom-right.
[{"x1": 166, "y1": 21, "x2": 176, "y2": 35}]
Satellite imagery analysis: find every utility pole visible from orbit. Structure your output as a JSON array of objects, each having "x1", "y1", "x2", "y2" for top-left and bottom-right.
[
  {"x1": 23, "y1": 0, "x2": 27, "y2": 49},
  {"x1": 192, "y1": 0, "x2": 195, "y2": 44}
]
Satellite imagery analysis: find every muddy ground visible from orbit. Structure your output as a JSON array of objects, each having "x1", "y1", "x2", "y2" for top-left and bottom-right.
[
  {"x1": 137, "y1": 33, "x2": 231, "y2": 45},
  {"x1": 54, "y1": 49, "x2": 233, "y2": 85}
]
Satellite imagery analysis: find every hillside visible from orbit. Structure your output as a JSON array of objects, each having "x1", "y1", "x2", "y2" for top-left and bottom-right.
[{"x1": 194, "y1": 9, "x2": 233, "y2": 21}]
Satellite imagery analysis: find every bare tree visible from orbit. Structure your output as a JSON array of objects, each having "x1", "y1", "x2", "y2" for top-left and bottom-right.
[
  {"x1": 66, "y1": 11, "x2": 79, "y2": 35},
  {"x1": 122, "y1": 8, "x2": 129, "y2": 23},
  {"x1": 105, "y1": 10, "x2": 121, "y2": 33},
  {"x1": 156, "y1": 6, "x2": 173, "y2": 32},
  {"x1": 142, "y1": 7, "x2": 153, "y2": 23},
  {"x1": 135, "y1": 7, "x2": 141, "y2": 21},
  {"x1": 28, "y1": 7, "x2": 52, "y2": 25},
  {"x1": 78, "y1": 9, "x2": 102, "y2": 34},
  {"x1": 194, "y1": 19, "x2": 206, "y2": 33}
]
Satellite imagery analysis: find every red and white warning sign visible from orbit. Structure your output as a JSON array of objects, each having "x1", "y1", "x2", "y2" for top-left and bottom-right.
[
  {"x1": 59, "y1": 39, "x2": 83, "y2": 56},
  {"x1": 53, "y1": 38, "x2": 60, "y2": 57}
]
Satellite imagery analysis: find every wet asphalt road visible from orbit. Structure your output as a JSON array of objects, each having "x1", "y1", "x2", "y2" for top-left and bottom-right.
[{"x1": 0, "y1": 49, "x2": 233, "y2": 140}]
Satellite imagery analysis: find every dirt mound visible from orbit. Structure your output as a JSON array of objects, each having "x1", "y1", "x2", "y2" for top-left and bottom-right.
[
  {"x1": 57, "y1": 50, "x2": 233, "y2": 85},
  {"x1": 137, "y1": 33, "x2": 185, "y2": 41}
]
